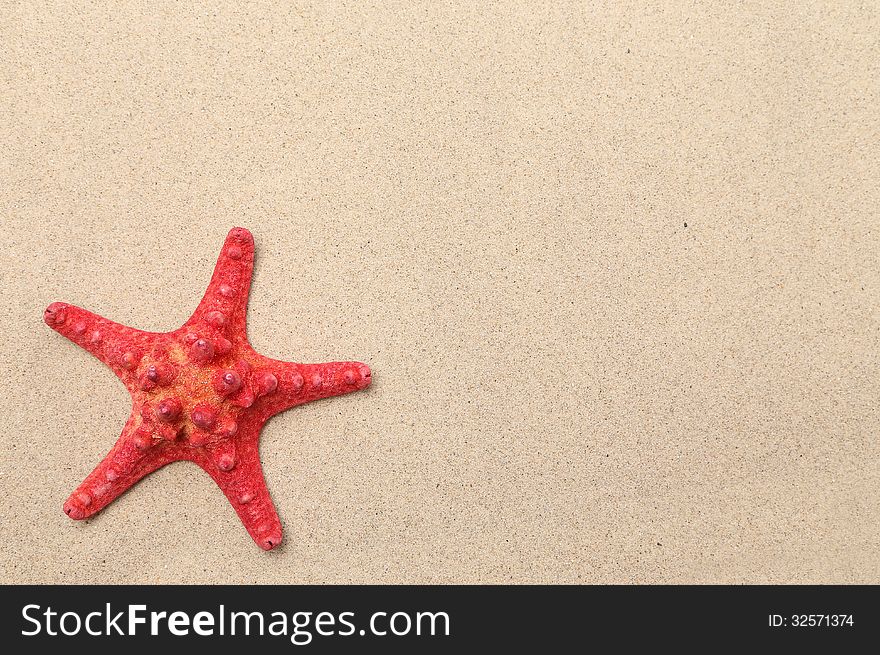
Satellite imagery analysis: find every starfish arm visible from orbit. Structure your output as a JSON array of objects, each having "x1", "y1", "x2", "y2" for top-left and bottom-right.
[
  {"x1": 63, "y1": 413, "x2": 174, "y2": 520},
  {"x1": 43, "y1": 302, "x2": 159, "y2": 378},
  {"x1": 193, "y1": 422, "x2": 283, "y2": 550},
  {"x1": 185, "y1": 227, "x2": 254, "y2": 340},
  {"x1": 260, "y1": 360, "x2": 372, "y2": 417}
]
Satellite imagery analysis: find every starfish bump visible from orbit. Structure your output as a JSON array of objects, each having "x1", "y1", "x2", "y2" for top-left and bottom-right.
[{"x1": 43, "y1": 227, "x2": 371, "y2": 550}]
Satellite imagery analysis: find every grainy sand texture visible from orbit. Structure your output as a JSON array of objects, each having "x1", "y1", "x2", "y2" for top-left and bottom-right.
[{"x1": 1, "y1": 1, "x2": 878, "y2": 583}]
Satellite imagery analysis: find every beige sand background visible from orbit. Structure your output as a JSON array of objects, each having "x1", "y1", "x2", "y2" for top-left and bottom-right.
[{"x1": 1, "y1": 1, "x2": 878, "y2": 584}]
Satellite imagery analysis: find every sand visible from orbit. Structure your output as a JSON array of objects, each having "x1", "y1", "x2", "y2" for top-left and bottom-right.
[{"x1": 1, "y1": 1, "x2": 878, "y2": 584}]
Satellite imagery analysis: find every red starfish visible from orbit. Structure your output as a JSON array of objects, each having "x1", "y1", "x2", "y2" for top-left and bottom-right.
[{"x1": 43, "y1": 227, "x2": 371, "y2": 550}]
